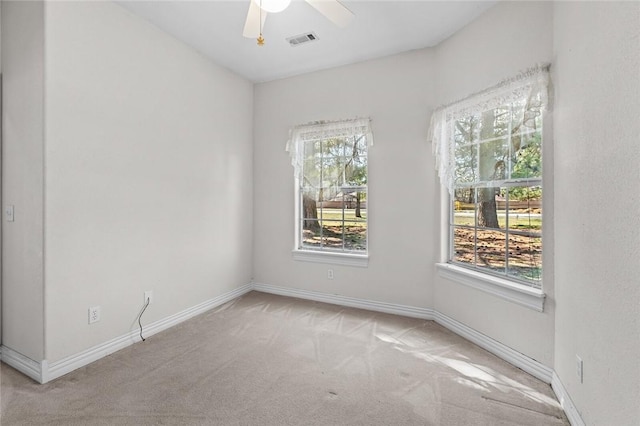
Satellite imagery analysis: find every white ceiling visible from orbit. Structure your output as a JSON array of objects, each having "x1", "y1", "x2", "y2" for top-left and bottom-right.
[{"x1": 117, "y1": 0, "x2": 497, "y2": 83}]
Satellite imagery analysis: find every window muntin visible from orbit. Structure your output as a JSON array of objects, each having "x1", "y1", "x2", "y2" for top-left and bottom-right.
[
  {"x1": 450, "y1": 101, "x2": 543, "y2": 288},
  {"x1": 298, "y1": 134, "x2": 368, "y2": 254}
]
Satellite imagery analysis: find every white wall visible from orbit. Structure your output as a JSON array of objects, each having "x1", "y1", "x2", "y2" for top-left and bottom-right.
[
  {"x1": 254, "y1": 49, "x2": 437, "y2": 307},
  {"x1": 432, "y1": 1, "x2": 555, "y2": 367},
  {"x1": 253, "y1": 1, "x2": 557, "y2": 367},
  {"x1": 1, "y1": 1, "x2": 46, "y2": 362},
  {"x1": 0, "y1": 0, "x2": 2, "y2": 345},
  {"x1": 3, "y1": 4, "x2": 638, "y2": 424},
  {"x1": 41, "y1": 1, "x2": 253, "y2": 363},
  {"x1": 553, "y1": 2, "x2": 640, "y2": 424}
]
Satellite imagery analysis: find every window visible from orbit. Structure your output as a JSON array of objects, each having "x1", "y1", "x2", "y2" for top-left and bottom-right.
[
  {"x1": 430, "y1": 66, "x2": 549, "y2": 290},
  {"x1": 287, "y1": 118, "x2": 372, "y2": 259},
  {"x1": 451, "y1": 102, "x2": 542, "y2": 287}
]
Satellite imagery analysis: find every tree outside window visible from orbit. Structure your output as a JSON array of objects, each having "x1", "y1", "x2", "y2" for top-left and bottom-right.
[
  {"x1": 451, "y1": 98, "x2": 543, "y2": 287},
  {"x1": 299, "y1": 133, "x2": 368, "y2": 253}
]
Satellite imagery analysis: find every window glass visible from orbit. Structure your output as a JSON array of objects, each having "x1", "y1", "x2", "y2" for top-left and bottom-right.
[
  {"x1": 299, "y1": 134, "x2": 368, "y2": 254},
  {"x1": 450, "y1": 102, "x2": 542, "y2": 288}
]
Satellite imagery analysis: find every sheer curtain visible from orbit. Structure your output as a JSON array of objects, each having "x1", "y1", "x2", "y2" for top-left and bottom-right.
[
  {"x1": 428, "y1": 64, "x2": 551, "y2": 194},
  {"x1": 286, "y1": 118, "x2": 373, "y2": 180}
]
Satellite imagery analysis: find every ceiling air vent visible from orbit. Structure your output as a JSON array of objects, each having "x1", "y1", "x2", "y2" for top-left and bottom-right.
[{"x1": 286, "y1": 32, "x2": 319, "y2": 47}]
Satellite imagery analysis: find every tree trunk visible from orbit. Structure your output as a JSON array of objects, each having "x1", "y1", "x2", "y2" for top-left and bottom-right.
[
  {"x1": 303, "y1": 195, "x2": 320, "y2": 231},
  {"x1": 477, "y1": 110, "x2": 500, "y2": 229},
  {"x1": 477, "y1": 188, "x2": 499, "y2": 228},
  {"x1": 355, "y1": 192, "x2": 362, "y2": 218}
]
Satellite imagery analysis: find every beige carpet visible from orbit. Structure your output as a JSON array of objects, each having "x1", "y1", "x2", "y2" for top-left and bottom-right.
[{"x1": 1, "y1": 291, "x2": 568, "y2": 425}]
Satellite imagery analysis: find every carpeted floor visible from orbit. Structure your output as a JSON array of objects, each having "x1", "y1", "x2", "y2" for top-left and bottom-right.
[{"x1": 1, "y1": 291, "x2": 569, "y2": 425}]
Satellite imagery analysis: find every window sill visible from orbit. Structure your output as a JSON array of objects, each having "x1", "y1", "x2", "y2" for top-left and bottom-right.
[
  {"x1": 292, "y1": 250, "x2": 369, "y2": 267},
  {"x1": 436, "y1": 263, "x2": 545, "y2": 312}
]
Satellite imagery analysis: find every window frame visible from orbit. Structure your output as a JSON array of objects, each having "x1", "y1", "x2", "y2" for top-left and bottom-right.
[
  {"x1": 429, "y1": 66, "x2": 550, "y2": 311},
  {"x1": 436, "y1": 110, "x2": 549, "y2": 312},
  {"x1": 448, "y1": 104, "x2": 544, "y2": 287},
  {"x1": 448, "y1": 181, "x2": 543, "y2": 286},
  {"x1": 290, "y1": 122, "x2": 371, "y2": 266}
]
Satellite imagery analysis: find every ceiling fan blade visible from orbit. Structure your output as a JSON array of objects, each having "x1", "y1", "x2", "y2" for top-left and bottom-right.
[
  {"x1": 243, "y1": 0, "x2": 268, "y2": 38},
  {"x1": 305, "y1": 0, "x2": 354, "y2": 28}
]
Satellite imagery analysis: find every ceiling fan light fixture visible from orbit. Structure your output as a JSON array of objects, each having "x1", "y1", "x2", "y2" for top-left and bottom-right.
[{"x1": 253, "y1": 0, "x2": 291, "y2": 14}]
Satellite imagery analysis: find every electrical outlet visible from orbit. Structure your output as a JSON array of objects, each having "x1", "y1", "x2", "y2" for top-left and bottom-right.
[
  {"x1": 88, "y1": 306, "x2": 101, "y2": 324},
  {"x1": 327, "y1": 269, "x2": 334, "y2": 280},
  {"x1": 5, "y1": 205, "x2": 15, "y2": 222},
  {"x1": 144, "y1": 290, "x2": 153, "y2": 305},
  {"x1": 576, "y1": 355, "x2": 583, "y2": 383}
]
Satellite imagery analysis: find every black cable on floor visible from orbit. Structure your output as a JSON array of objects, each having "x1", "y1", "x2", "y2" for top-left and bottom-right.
[{"x1": 138, "y1": 297, "x2": 150, "y2": 342}]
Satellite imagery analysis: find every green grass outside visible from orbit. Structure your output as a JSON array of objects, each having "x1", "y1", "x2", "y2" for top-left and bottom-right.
[
  {"x1": 453, "y1": 213, "x2": 541, "y2": 230},
  {"x1": 318, "y1": 208, "x2": 367, "y2": 228}
]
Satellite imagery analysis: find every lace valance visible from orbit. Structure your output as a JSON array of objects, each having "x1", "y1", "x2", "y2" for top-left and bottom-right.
[
  {"x1": 428, "y1": 64, "x2": 551, "y2": 194},
  {"x1": 286, "y1": 118, "x2": 373, "y2": 180}
]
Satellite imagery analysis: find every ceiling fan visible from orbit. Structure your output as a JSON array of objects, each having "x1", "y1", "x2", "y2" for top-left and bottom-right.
[{"x1": 243, "y1": 0, "x2": 354, "y2": 46}]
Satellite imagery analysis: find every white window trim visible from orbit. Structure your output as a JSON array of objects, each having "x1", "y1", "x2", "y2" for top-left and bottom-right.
[
  {"x1": 292, "y1": 175, "x2": 370, "y2": 267},
  {"x1": 438, "y1": 185, "x2": 545, "y2": 311},
  {"x1": 430, "y1": 66, "x2": 550, "y2": 312},
  {"x1": 292, "y1": 249, "x2": 369, "y2": 267},
  {"x1": 289, "y1": 118, "x2": 372, "y2": 261},
  {"x1": 436, "y1": 262, "x2": 545, "y2": 312}
]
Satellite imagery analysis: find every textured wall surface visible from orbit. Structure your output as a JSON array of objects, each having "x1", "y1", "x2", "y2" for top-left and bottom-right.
[
  {"x1": 254, "y1": 1, "x2": 557, "y2": 367},
  {"x1": 43, "y1": 1, "x2": 254, "y2": 362},
  {"x1": 254, "y1": 48, "x2": 437, "y2": 308},
  {"x1": 553, "y1": 2, "x2": 640, "y2": 424},
  {"x1": 1, "y1": 1, "x2": 45, "y2": 361},
  {"x1": 433, "y1": 1, "x2": 555, "y2": 367},
  {"x1": 2, "y1": 4, "x2": 638, "y2": 424}
]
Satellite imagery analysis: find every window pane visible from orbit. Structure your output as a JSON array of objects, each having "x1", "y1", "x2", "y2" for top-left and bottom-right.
[
  {"x1": 507, "y1": 234, "x2": 542, "y2": 285},
  {"x1": 511, "y1": 99, "x2": 527, "y2": 131},
  {"x1": 303, "y1": 139, "x2": 320, "y2": 156},
  {"x1": 478, "y1": 139, "x2": 508, "y2": 182},
  {"x1": 301, "y1": 188, "x2": 321, "y2": 219},
  {"x1": 319, "y1": 205, "x2": 342, "y2": 226},
  {"x1": 514, "y1": 95, "x2": 544, "y2": 132},
  {"x1": 453, "y1": 226, "x2": 475, "y2": 266},
  {"x1": 475, "y1": 187, "x2": 502, "y2": 230},
  {"x1": 300, "y1": 219, "x2": 322, "y2": 249},
  {"x1": 344, "y1": 221, "x2": 367, "y2": 252},
  {"x1": 454, "y1": 116, "x2": 481, "y2": 146},
  {"x1": 303, "y1": 141, "x2": 322, "y2": 188},
  {"x1": 509, "y1": 133, "x2": 542, "y2": 179},
  {"x1": 449, "y1": 99, "x2": 543, "y2": 287},
  {"x1": 453, "y1": 190, "x2": 474, "y2": 226},
  {"x1": 323, "y1": 158, "x2": 345, "y2": 193},
  {"x1": 296, "y1": 123, "x2": 368, "y2": 255},
  {"x1": 303, "y1": 140, "x2": 321, "y2": 163},
  {"x1": 505, "y1": 186, "x2": 542, "y2": 234},
  {"x1": 345, "y1": 136, "x2": 367, "y2": 185},
  {"x1": 346, "y1": 157, "x2": 367, "y2": 185},
  {"x1": 322, "y1": 137, "x2": 346, "y2": 157},
  {"x1": 491, "y1": 106, "x2": 512, "y2": 138},
  {"x1": 320, "y1": 220, "x2": 343, "y2": 250},
  {"x1": 476, "y1": 229, "x2": 506, "y2": 274},
  {"x1": 341, "y1": 135, "x2": 355, "y2": 159},
  {"x1": 454, "y1": 144, "x2": 478, "y2": 184},
  {"x1": 349, "y1": 189, "x2": 367, "y2": 222}
]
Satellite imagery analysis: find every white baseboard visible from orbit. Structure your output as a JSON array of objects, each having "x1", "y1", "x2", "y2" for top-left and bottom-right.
[
  {"x1": 253, "y1": 282, "x2": 434, "y2": 320},
  {"x1": 552, "y1": 372, "x2": 586, "y2": 426},
  {"x1": 0, "y1": 346, "x2": 47, "y2": 383},
  {"x1": 432, "y1": 310, "x2": 553, "y2": 383},
  {"x1": 1, "y1": 280, "x2": 582, "y2": 426},
  {"x1": 0, "y1": 283, "x2": 253, "y2": 384},
  {"x1": 253, "y1": 282, "x2": 553, "y2": 383}
]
